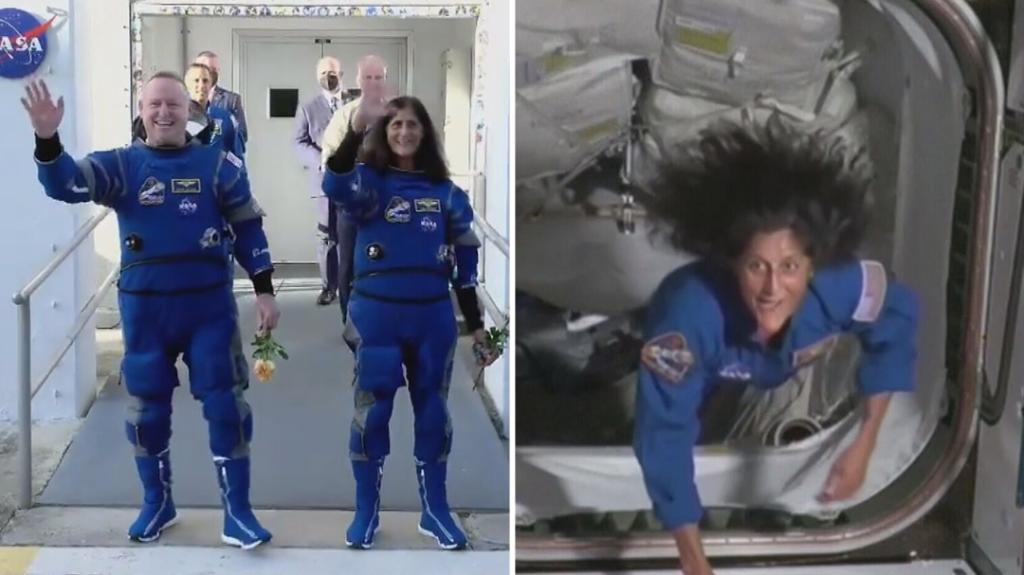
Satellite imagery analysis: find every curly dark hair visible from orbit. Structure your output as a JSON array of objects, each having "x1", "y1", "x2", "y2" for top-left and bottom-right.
[
  {"x1": 647, "y1": 116, "x2": 873, "y2": 268},
  {"x1": 360, "y1": 96, "x2": 450, "y2": 183}
]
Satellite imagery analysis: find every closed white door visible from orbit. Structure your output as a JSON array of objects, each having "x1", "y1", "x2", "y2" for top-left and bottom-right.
[{"x1": 240, "y1": 35, "x2": 406, "y2": 265}]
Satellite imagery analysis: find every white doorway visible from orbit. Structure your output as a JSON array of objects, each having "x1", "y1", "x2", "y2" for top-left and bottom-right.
[
  {"x1": 238, "y1": 32, "x2": 408, "y2": 264},
  {"x1": 442, "y1": 48, "x2": 472, "y2": 175}
]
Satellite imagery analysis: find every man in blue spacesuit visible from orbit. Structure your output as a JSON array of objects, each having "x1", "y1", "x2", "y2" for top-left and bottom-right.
[
  {"x1": 635, "y1": 120, "x2": 919, "y2": 575},
  {"x1": 22, "y1": 75, "x2": 278, "y2": 549},
  {"x1": 323, "y1": 95, "x2": 499, "y2": 550},
  {"x1": 185, "y1": 63, "x2": 244, "y2": 158}
]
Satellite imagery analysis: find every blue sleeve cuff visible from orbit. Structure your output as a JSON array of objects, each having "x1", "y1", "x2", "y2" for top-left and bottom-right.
[
  {"x1": 231, "y1": 218, "x2": 273, "y2": 277},
  {"x1": 453, "y1": 245, "x2": 479, "y2": 288},
  {"x1": 322, "y1": 165, "x2": 357, "y2": 203},
  {"x1": 635, "y1": 432, "x2": 704, "y2": 530}
]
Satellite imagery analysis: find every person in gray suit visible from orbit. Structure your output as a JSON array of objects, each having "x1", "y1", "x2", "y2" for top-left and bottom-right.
[
  {"x1": 195, "y1": 51, "x2": 247, "y2": 145},
  {"x1": 295, "y1": 56, "x2": 354, "y2": 309}
]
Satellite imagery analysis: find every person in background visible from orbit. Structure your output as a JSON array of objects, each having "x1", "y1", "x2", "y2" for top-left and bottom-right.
[
  {"x1": 195, "y1": 50, "x2": 247, "y2": 144},
  {"x1": 320, "y1": 54, "x2": 390, "y2": 163},
  {"x1": 295, "y1": 56, "x2": 347, "y2": 307},
  {"x1": 185, "y1": 63, "x2": 243, "y2": 158}
]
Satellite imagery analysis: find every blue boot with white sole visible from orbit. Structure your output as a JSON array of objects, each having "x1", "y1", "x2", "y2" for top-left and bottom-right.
[{"x1": 215, "y1": 456, "x2": 272, "y2": 549}]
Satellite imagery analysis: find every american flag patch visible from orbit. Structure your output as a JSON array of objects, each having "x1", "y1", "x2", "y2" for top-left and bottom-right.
[
  {"x1": 853, "y1": 260, "x2": 888, "y2": 322},
  {"x1": 225, "y1": 152, "x2": 243, "y2": 169}
]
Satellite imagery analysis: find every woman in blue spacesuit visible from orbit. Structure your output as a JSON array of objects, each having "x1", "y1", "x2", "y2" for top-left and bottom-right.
[
  {"x1": 322, "y1": 95, "x2": 500, "y2": 550},
  {"x1": 634, "y1": 119, "x2": 918, "y2": 575}
]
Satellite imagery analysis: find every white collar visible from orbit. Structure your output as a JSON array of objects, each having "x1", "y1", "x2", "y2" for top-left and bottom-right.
[{"x1": 322, "y1": 90, "x2": 343, "y2": 105}]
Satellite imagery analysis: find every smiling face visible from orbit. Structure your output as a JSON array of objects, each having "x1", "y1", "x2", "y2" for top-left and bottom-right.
[
  {"x1": 386, "y1": 106, "x2": 423, "y2": 161},
  {"x1": 195, "y1": 54, "x2": 220, "y2": 85},
  {"x1": 140, "y1": 77, "x2": 189, "y2": 147},
  {"x1": 184, "y1": 65, "x2": 213, "y2": 107},
  {"x1": 733, "y1": 228, "x2": 814, "y2": 341}
]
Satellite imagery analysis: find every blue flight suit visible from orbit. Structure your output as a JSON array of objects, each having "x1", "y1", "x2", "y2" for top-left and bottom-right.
[
  {"x1": 634, "y1": 259, "x2": 918, "y2": 530},
  {"x1": 36, "y1": 139, "x2": 273, "y2": 548},
  {"x1": 322, "y1": 163, "x2": 479, "y2": 550},
  {"x1": 205, "y1": 103, "x2": 245, "y2": 158}
]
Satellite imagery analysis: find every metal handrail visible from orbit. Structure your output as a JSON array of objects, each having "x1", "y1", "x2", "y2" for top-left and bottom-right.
[
  {"x1": 452, "y1": 169, "x2": 511, "y2": 256},
  {"x1": 517, "y1": 0, "x2": 1003, "y2": 562},
  {"x1": 980, "y1": 182, "x2": 1024, "y2": 425},
  {"x1": 477, "y1": 284, "x2": 507, "y2": 325},
  {"x1": 29, "y1": 268, "x2": 118, "y2": 400},
  {"x1": 12, "y1": 208, "x2": 111, "y2": 304},
  {"x1": 12, "y1": 207, "x2": 114, "y2": 509},
  {"x1": 475, "y1": 213, "x2": 509, "y2": 256},
  {"x1": 455, "y1": 170, "x2": 510, "y2": 321}
]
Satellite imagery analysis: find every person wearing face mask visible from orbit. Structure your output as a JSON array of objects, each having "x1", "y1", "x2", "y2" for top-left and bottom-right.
[
  {"x1": 634, "y1": 118, "x2": 919, "y2": 575},
  {"x1": 195, "y1": 50, "x2": 247, "y2": 144},
  {"x1": 323, "y1": 96, "x2": 503, "y2": 550},
  {"x1": 21, "y1": 75, "x2": 278, "y2": 550},
  {"x1": 185, "y1": 63, "x2": 244, "y2": 158},
  {"x1": 295, "y1": 56, "x2": 348, "y2": 307}
]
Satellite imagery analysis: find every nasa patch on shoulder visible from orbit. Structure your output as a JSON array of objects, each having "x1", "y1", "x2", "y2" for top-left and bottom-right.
[
  {"x1": 854, "y1": 260, "x2": 888, "y2": 322},
  {"x1": 641, "y1": 332, "x2": 695, "y2": 384},
  {"x1": 225, "y1": 152, "x2": 243, "y2": 169}
]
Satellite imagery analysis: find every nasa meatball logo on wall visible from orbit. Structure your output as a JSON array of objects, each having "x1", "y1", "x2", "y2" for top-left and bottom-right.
[{"x1": 0, "y1": 8, "x2": 55, "y2": 79}]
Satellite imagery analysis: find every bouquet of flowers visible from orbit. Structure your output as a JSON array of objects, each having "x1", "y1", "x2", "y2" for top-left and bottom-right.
[
  {"x1": 473, "y1": 323, "x2": 509, "y2": 390},
  {"x1": 252, "y1": 332, "x2": 289, "y2": 383}
]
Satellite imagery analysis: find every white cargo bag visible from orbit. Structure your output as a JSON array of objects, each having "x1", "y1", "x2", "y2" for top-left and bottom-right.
[
  {"x1": 517, "y1": 51, "x2": 638, "y2": 183},
  {"x1": 517, "y1": 27, "x2": 593, "y2": 87},
  {"x1": 644, "y1": 74, "x2": 858, "y2": 156},
  {"x1": 654, "y1": 0, "x2": 844, "y2": 111},
  {"x1": 517, "y1": 196, "x2": 695, "y2": 314},
  {"x1": 631, "y1": 75, "x2": 864, "y2": 192}
]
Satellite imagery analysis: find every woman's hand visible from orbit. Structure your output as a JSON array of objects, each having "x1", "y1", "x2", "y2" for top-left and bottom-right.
[
  {"x1": 21, "y1": 79, "x2": 64, "y2": 139},
  {"x1": 673, "y1": 525, "x2": 715, "y2": 575},
  {"x1": 819, "y1": 437, "x2": 873, "y2": 503},
  {"x1": 819, "y1": 392, "x2": 891, "y2": 503},
  {"x1": 353, "y1": 95, "x2": 388, "y2": 133}
]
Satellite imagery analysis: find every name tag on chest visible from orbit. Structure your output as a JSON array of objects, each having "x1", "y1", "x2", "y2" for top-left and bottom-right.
[
  {"x1": 414, "y1": 198, "x2": 442, "y2": 213},
  {"x1": 172, "y1": 179, "x2": 202, "y2": 194}
]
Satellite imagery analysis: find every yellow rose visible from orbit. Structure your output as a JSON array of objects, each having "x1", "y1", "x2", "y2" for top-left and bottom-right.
[{"x1": 253, "y1": 358, "x2": 276, "y2": 382}]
